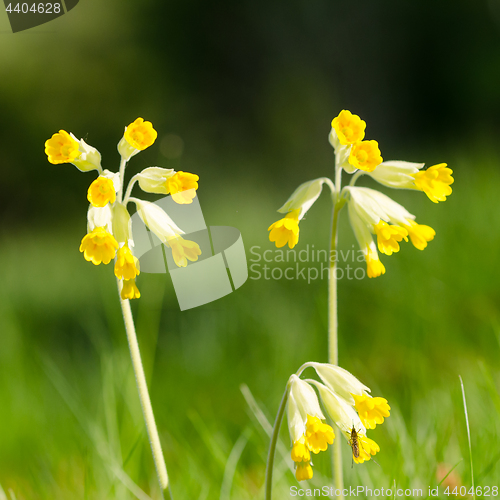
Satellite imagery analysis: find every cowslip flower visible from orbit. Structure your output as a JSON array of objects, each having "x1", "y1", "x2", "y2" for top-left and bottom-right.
[
  {"x1": 367, "y1": 161, "x2": 454, "y2": 203},
  {"x1": 45, "y1": 130, "x2": 102, "y2": 172},
  {"x1": 298, "y1": 363, "x2": 388, "y2": 464},
  {"x1": 168, "y1": 236, "x2": 202, "y2": 268},
  {"x1": 330, "y1": 109, "x2": 366, "y2": 146},
  {"x1": 118, "y1": 117, "x2": 158, "y2": 161},
  {"x1": 268, "y1": 109, "x2": 453, "y2": 277},
  {"x1": 311, "y1": 380, "x2": 380, "y2": 465},
  {"x1": 268, "y1": 178, "x2": 334, "y2": 249},
  {"x1": 348, "y1": 140, "x2": 383, "y2": 172},
  {"x1": 131, "y1": 167, "x2": 200, "y2": 205},
  {"x1": 310, "y1": 363, "x2": 390, "y2": 430},
  {"x1": 45, "y1": 118, "x2": 202, "y2": 299},
  {"x1": 287, "y1": 375, "x2": 335, "y2": 481}
]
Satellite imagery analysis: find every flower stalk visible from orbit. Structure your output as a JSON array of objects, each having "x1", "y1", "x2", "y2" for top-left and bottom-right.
[
  {"x1": 118, "y1": 278, "x2": 169, "y2": 493},
  {"x1": 264, "y1": 385, "x2": 290, "y2": 500}
]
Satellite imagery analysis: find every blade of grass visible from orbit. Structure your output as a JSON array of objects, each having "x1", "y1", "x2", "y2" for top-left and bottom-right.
[
  {"x1": 219, "y1": 428, "x2": 251, "y2": 500},
  {"x1": 437, "y1": 459, "x2": 463, "y2": 487},
  {"x1": 459, "y1": 375, "x2": 475, "y2": 500}
]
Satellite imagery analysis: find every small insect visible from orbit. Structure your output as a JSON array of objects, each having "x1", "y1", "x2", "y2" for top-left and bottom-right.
[{"x1": 349, "y1": 426, "x2": 360, "y2": 460}]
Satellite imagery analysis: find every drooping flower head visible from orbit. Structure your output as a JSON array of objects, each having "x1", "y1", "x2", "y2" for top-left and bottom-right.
[
  {"x1": 267, "y1": 110, "x2": 453, "y2": 278},
  {"x1": 121, "y1": 279, "x2": 141, "y2": 300},
  {"x1": 79, "y1": 226, "x2": 119, "y2": 265},
  {"x1": 268, "y1": 178, "x2": 334, "y2": 249},
  {"x1": 166, "y1": 171, "x2": 200, "y2": 204},
  {"x1": 167, "y1": 236, "x2": 202, "y2": 268},
  {"x1": 412, "y1": 163, "x2": 454, "y2": 203},
  {"x1": 286, "y1": 375, "x2": 335, "y2": 481},
  {"x1": 298, "y1": 363, "x2": 389, "y2": 464},
  {"x1": 47, "y1": 118, "x2": 202, "y2": 300},
  {"x1": 268, "y1": 209, "x2": 300, "y2": 249},
  {"x1": 114, "y1": 244, "x2": 140, "y2": 280}
]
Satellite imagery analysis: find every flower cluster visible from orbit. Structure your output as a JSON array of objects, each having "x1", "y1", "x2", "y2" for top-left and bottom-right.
[
  {"x1": 45, "y1": 118, "x2": 202, "y2": 300},
  {"x1": 268, "y1": 110, "x2": 454, "y2": 277},
  {"x1": 287, "y1": 363, "x2": 390, "y2": 481}
]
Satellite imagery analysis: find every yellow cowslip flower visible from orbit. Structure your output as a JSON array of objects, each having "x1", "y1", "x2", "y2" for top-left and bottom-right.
[
  {"x1": 168, "y1": 236, "x2": 202, "y2": 268},
  {"x1": 124, "y1": 118, "x2": 158, "y2": 151},
  {"x1": 331, "y1": 110, "x2": 366, "y2": 146},
  {"x1": 114, "y1": 244, "x2": 140, "y2": 280},
  {"x1": 121, "y1": 279, "x2": 141, "y2": 300},
  {"x1": 412, "y1": 163, "x2": 454, "y2": 203},
  {"x1": 118, "y1": 117, "x2": 158, "y2": 161},
  {"x1": 308, "y1": 376, "x2": 383, "y2": 465},
  {"x1": 374, "y1": 220, "x2": 408, "y2": 255},
  {"x1": 305, "y1": 415, "x2": 335, "y2": 454},
  {"x1": 268, "y1": 209, "x2": 300, "y2": 249},
  {"x1": 311, "y1": 363, "x2": 390, "y2": 431},
  {"x1": 87, "y1": 176, "x2": 116, "y2": 207},
  {"x1": 287, "y1": 375, "x2": 333, "y2": 481},
  {"x1": 353, "y1": 434, "x2": 380, "y2": 464},
  {"x1": 166, "y1": 171, "x2": 199, "y2": 204},
  {"x1": 45, "y1": 130, "x2": 80, "y2": 164},
  {"x1": 366, "y1": 251, "x2": 386, "y2": 278},
  {"x1": 79, "y1": 226, "x2": 118, "y2": 265},
  {"x1": 295, "y1": 463, "x2": 313, "y2": 481},
  {"x1": 291, "y1": 436, "x2": 311, "y2": 463},
  {"x1": 349, "y1": 140, "x2": 383, "y2": 172},
  {"x1": 403, "y1": 220, "x2": 435, "y2": 250},
  {"x1": 352, "y1": 393, "x2": 391, "y2": 430}
]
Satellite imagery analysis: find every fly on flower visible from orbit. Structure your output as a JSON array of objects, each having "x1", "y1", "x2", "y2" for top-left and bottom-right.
[
  {"x1": 45, "y1": 118, "x2": 203, "y2": 299},
  {"x1": 268, "y1": 109, "x2": 454, "y2": 277},
  {"x1": 283, "y1": 362, "x2": 388, "y2": 481}
]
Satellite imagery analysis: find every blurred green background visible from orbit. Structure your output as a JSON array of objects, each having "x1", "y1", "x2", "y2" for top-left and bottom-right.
[{"x1": 1, "y1": 0, "x2": 500, "y2": 498}]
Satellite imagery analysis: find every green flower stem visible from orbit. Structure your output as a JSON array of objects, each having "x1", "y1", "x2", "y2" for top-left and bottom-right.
[
  {"x1": 118, "y1": 158, "x2": 127, "y2": 202},
  {"x1": 329, "y1": 165, "x2": 345, "y2": 498},
  {"x1": 117, "y1": 278, "x2": 170, "y2": 496},
  {"x1": 264, "y1": 384, "x2": 290, "y2": 500}
]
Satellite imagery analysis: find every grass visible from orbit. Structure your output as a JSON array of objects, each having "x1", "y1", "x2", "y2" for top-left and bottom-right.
[{"x1": 0, "y1": 149, "x2": 499, "y2": 498}]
